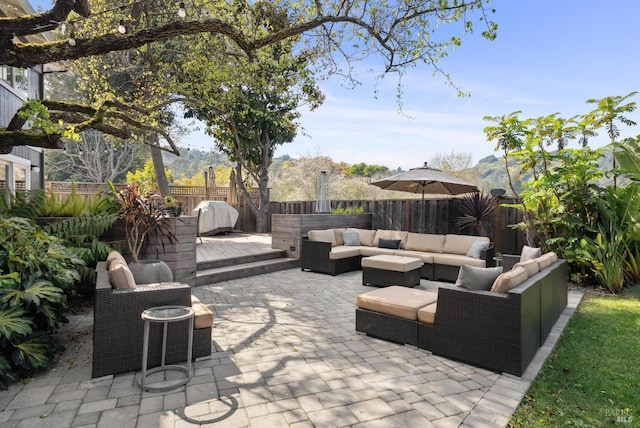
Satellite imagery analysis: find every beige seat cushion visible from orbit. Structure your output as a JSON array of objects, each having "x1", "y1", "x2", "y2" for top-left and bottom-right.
[
  {"x1": 359, "y1": 246, "x2": 397, "y2": 257},
  {"x1": 106, "y1": 251, "x2": 127, "y2": 269},
  {"x1": 356, "y1": 286, "x2": 437, "y2": 320},
  {"x1": 108, "y1": 261, "x2": 136, "y2": 289},
  {"x1": 355, "y1": 229, "x2": 376, "y2": 247},
  {"x1": 308, "y1": 229, "x2": 337, "y2": 246},
  {"x1": 513, "y1": 259, "x2": 540, "y2": 277},
  {"x1": 433, "y1": 253, "x2": 485, "y2": 268},
  {"x1": 373, "y1": 230, "x2": 409, "y2": 248},
  {"x1": 417, "y1": 302, "x2": 438, "y2": 325},
  {"x1": 404, "y1": 233, "x2": 445, "y2": 253},
  {"x1": 329, "y1": 246, "x2": 362, "y2": 260},
  {"x1": 491, "y1": 266, "x2": 528, "y2": 293},
  {"x1": 190, "y1": 295, "x2": 214, "y2": 329},
  {"x1": 361, "y1": 254, "x2": 423, "y2": 272}
]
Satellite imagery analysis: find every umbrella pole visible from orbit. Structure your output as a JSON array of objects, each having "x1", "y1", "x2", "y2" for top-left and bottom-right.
[{"x1": 421, "y1": 190, "x2": 425, "y2": 234}]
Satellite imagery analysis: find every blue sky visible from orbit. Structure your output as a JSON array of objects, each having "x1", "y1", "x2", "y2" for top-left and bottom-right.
[{"x1": 32, "y1": 0, "x2": 640, "y2": 170}]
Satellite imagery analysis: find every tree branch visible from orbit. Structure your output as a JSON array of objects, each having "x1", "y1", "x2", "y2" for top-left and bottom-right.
[{"x1": 0, "y1": 130, "x2": 65, "y2": 153}]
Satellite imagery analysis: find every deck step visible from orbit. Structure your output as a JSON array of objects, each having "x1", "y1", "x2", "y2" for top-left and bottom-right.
[
  {"x1": 196, "y1": 257, "x2": 300, "y2": 286},
  {"x1": 197, "y1": 249, "x2": 286, "y2": 271}
]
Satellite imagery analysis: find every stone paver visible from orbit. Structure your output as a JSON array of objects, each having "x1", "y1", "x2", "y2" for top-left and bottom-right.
[{"x1": 0, "y1": 244, "x2": 583, "y2": 428}]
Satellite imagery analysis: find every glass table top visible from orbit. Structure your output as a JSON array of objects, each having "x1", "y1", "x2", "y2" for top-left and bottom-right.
[{"x1": 142, "y1": 305, "x2": 194, "y2": 322}]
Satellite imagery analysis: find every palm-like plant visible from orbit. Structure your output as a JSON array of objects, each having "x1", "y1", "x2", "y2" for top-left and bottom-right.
[
  {"x1": 107, "y1": 182, "x2": 174, "y2": 263},
  {"x1": 456, "y1": 192, "x2": 497, "y2": 237}
]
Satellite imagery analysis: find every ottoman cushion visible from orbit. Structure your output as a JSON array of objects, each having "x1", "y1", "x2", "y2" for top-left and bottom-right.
[
  {"x1": 361, "y1": 255, "x2": 423, "y2": 272},
  {"x1": 356, "y1": 286, "x2": 437, "y2": 320}
]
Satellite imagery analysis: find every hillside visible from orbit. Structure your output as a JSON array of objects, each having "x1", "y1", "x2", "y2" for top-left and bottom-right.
[{"x1": 163, "y1": 148, "x2": 619, "y2": 198}]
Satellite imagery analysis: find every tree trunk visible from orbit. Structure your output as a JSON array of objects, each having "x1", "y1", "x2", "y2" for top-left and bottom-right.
[{"x1": 150, "y1": 133, "x2": 170, "y2": 195}]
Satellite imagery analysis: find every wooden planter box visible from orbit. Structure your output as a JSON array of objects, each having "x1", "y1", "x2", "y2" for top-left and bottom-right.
[{"x1": 271, "y1": 213, "x2": 372, "y2": 259}]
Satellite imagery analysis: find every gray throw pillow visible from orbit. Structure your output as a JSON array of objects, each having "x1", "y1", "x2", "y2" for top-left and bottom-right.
[
  {"x1": 378, "y1": 238, "x2": 402, "y2": 249},
  {"x1": 342, "y1": 230, "x2": 361, "y2": 246},
  {"x1": 466, "y1": 239, "x2": 490, "y2": 259},
  {"x1": 455, "y1": 265, "x2": 503, "y2": 291}
]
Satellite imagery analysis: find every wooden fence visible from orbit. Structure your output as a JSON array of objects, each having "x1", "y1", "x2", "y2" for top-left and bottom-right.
[
  {"x1": 268, "y1": 198, "x2": 525, "y2": 255},
  {"x1": 44, "y1": 182, "x2": 525, "y2": 253},
  {"x1": 45, "y1": 182, "x2": 261, "y2": 232}
]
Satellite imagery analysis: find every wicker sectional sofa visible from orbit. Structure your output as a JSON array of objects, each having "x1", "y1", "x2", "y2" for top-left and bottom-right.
[
  {"x1": 301, "y1": 228, "x2": 494, "y2": 282},
  {"x1": 355, "y1": 252, "x2": 568, "y2": 376},
  {"x1": 92, "y1": 257, "x2": 213, "y2": 378}
]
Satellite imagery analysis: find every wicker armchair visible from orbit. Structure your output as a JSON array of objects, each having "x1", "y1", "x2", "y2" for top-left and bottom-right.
[{"x1": 92, "y1": 262, "x2": 212, "y2": 378}]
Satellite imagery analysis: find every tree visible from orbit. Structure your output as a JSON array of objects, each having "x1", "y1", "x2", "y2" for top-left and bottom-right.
[
  {"x1": 176, "y1": 4, "x2": 325, "y2": 232},
  {"x1": 1, "y1": 0, "x2": 497, "y2": 152},
  {"x1": 585, "y1": 92, "x2": 638, "y2": 187},
  {"x1": 45, "y1": 130, "x2": 146, "y2": 182},
  {"x1": 346, "y1": 163, "x2": 390, "y2": 178}
]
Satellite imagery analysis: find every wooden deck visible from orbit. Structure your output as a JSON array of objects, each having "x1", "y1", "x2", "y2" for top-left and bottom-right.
[{"x1": 195, "y1": 232, "x2": 299, "y2": 285}]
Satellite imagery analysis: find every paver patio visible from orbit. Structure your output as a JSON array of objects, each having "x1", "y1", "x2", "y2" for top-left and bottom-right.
[{"x1": 0, "y1": 236, "x2": 582, "y2": 428}]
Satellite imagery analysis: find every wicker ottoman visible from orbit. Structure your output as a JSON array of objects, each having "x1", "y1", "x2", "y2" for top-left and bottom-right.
[
  {"x1": 356, "y1": 286, "x2": 438, "y2": 346},
  {"x1": 361, "y1": 254, "x2": 423, "y2": 287}
]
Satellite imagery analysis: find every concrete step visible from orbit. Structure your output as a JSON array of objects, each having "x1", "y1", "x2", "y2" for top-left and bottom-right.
[
  {"x1": 197, "y1": 249, "x2": 287, "y2": 271},
  {"x1": 196, "y1": 257, "x2": 300, "y2": 286}
]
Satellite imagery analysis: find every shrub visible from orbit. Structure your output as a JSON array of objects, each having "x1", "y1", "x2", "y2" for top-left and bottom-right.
[
  {"x1": 0, "y1": 217, "x2": 83, "y2": 389},
  {"x1": 331, "y1": 205, "x2": 365, "y2": 214}
]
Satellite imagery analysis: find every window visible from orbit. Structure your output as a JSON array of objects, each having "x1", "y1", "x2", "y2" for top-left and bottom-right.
[
  {"x1": 0, "y1": 158, "x2": 32, "y2": 193},
  {"x1": 0, "y1": 162, "x2": 7, "y2": 192},
  {"x1": 0, "y1": 65, "x2": 29, "y2": 96},
  {"x1": 15, "y1": 165, "x2": 27, "y2": 191},
  {"x1": 14, "y1": 68, "x2": 29, "y2": 96}
]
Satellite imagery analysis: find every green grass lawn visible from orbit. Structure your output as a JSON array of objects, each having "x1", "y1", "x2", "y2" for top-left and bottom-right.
[{"x1": 510, "y1": 293, "x2": 640, "y2": 427}]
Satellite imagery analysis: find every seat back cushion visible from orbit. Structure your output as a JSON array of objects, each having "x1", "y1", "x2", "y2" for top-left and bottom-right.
[
  {"x1": 535, "y1": 252, "x2": 558, "y2": 270},
  {"x1": 490, "y1": 266, "x2": 528, "y2": 293},
  {"x1": 513, "y1": 259, "x2": 540, "y2": 277},
  {"x1": 455, "y1": 265, "x2": 503, "y2": 290},
  {"x1": 108, "y1": 261, "x2": 136, "y2": 289},
  {"x1": 308, "y1": 229, "x2": 337, "y2": 246},
  {"x1": 520, "y1": 245, "x2": 542, "y2": 262},
  {"x1": 443, "y1": 235, "x2": 489, "y2": 255},
  {"x1": 333, "y1": 228, "x2": 346, "y2": 246},
  {"x1": 106, "y1": 251, "x2": 127, "y2": 269},
  {"x1": 373, "y1": 230, "x2": 408, "y2": 248},
  {"x1": 356, "y1": 229, "x2": 377, "y2": 247},
  {"x1": 404, "y1": 233, "x2": 446, "y2": 253}
]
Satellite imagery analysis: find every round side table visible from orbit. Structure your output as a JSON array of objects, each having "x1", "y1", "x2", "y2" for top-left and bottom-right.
[{"x1": 139, "y1": 305, "x2": 195, "y2": 392}]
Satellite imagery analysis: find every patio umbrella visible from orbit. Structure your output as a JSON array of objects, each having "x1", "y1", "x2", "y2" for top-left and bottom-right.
[{"x1": 370, "y1": 162, "x2": 479, "y2": 231}]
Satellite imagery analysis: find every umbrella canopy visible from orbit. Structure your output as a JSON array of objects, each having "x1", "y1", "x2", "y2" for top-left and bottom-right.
[
  {"x1": 370, "y1": 162, "x2": 479, "y2": 233},
  {"x1": 370, "y1": 162, "x2": 479, "y2": 197}
]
